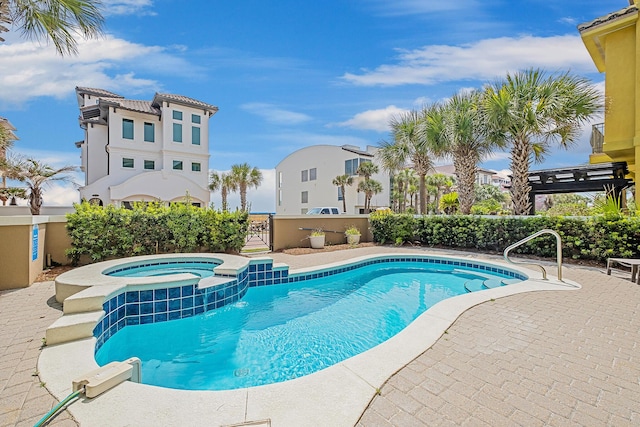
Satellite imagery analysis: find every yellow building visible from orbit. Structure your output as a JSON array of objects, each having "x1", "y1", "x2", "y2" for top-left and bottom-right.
[{"x1": 579, "y1": 1, "x2": 639, "y2": 179}]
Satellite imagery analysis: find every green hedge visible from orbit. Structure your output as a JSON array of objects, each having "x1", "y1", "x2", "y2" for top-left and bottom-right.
[
  {"x1": 369, "y1": 213, "x2": 640, "y2": 263},
  {"x1": 65, "y1": 202, "x2": 249, "y2": 264}
]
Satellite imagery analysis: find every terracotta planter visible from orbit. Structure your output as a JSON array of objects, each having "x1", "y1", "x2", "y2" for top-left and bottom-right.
[{"x1": 309, "y1": 235, "x2": 325, "y2": 249}]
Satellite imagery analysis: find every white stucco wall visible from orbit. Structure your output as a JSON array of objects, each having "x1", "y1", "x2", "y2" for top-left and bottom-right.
[
  {"x1": 275, "y1": 145, "x2": 390, "y2": 215},
  {"x1": 77, "y1": 93, "x2": 213, "y2": 205}
]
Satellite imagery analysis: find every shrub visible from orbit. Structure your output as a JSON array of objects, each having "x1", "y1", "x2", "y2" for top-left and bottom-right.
[
  {"x1": 370, "y1": 213, "x2": 640, "y2": 263},
  {"x1": 65, "y1": 202, "x2": 249, "y2": 264},
  {"x1": 369, "y1": 210, "x2": 416, "y2": 245}
]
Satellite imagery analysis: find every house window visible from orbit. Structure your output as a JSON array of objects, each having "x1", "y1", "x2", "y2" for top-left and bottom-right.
[
  {"x1": 122, "y1": 158, "x2": 134, "y2": 168},
  {"x1": 122, "y1": 119, "x2": 134, "y2": 140},
  {"x1": 173, "y1": 123, "x2": 182, "y2": 142},
  {"x1": 192, "y1": 162, "x2": 201, "y2": 172},
  {"x1": 301, "y1": 191, "x2": 308, "y2": 204},
  {"x1": 345, "y1": 158, "x2": 359, "y2": 176},
  {"x1": 278, "y1": 189, "x2": 282, "y2": 206},
  {"x1": 301, "y1": 170, "x2": 308, "y2": 182},
  {"x1": 192, "y1": 114, "x2": 201, "y2": 124},
  {"x1": 192, "y1": 126, "x2": 200, "y2": 145},
  {"x1": 278, "y1": 172, "x2": 283, "y2": 188},
  {"x1": 338, "y1": 186, "x2": 344, "y2": 201},
  {"x1": 173, "y1": 110, "x2": 183, "y2": 120},
  {"x1": 173, "y1": 160, "x2": 183, "y2": 170},
  {"x1": 144, "y1": 122, "x2": 155, "y2": 142},
  {"x1": 309, "y1": 168, "x2": 317, "y2": 181},
  {"x1": 144, "y1": 160, "x2": 155, "y2": 170}
]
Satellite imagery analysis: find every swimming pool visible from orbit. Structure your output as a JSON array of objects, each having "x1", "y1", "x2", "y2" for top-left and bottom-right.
[
  {"x1": 104, "y1": 260, "x2": 219, "y2": 278},
  {"x1": 95, "y1": 258, "x2": 524, "y2": 390}
]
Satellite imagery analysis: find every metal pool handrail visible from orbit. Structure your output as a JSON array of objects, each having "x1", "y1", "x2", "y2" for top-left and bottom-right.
[{"x1": 503, "y1": 229, "x2": 563, "y2": 282}]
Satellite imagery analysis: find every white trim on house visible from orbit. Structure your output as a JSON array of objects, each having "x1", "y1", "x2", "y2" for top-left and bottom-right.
[{"x1": 74, "y1": 87, "x2": 217, "y2": 206}]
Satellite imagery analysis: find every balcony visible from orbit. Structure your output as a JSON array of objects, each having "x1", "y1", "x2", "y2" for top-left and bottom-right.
[{"x1": 590, "y1": 123, "x2": 604, "y2": 154}]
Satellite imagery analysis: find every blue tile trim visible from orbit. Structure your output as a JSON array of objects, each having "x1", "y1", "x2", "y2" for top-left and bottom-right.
[{"x1": 94, "y1": 256, "x2": 526, "y2": 354}]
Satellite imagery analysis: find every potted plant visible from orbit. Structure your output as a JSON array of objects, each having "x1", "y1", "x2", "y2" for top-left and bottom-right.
[
  {"x1": 345, "y1": 225, "x2": 361, "y2": 245},
  {"x1": 309, "y1": 229, "x2": 325, "y2": 249}
]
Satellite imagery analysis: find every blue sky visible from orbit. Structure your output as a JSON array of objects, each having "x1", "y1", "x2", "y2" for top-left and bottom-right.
[{"x1": 0, "y1": 0, "x2": 624, "y2": 211}]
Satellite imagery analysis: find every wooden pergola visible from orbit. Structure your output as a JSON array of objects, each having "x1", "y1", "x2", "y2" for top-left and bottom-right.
[{"x1": 525, "y1": 162, "x2": 634, "y2": 214}]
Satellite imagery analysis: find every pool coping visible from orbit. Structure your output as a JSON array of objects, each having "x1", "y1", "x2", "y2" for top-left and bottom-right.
[{"x1": 38, "y1": 252, "x2": 581, "y2": 426}]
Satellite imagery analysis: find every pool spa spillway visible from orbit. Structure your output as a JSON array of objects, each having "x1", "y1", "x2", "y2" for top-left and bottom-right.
[{"x1": 63, "y1": 253, "x2": 528, "y2": 391}]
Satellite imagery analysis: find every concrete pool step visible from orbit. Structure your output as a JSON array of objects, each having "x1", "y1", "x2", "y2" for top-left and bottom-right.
[
  {"x1": 483, "y1": 279, "x2": 504, "y2": 289},
  {"x1": 465, "y1": 277, "x2": 521, "y2": 293},
  {"x1": 46, "y1": 310, "x2": 104, "y2": 345},
  {"x1": 464, "y1": 279, "x2": 486, "y2": 293}
]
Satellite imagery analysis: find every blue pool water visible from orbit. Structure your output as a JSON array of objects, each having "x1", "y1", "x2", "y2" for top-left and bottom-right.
[
  {"x1": 105, "y1": 261, "x2": 218, "y2": 278},
  {"x1": 95, "y1": 261, "x2": 518, "y2": 390}
]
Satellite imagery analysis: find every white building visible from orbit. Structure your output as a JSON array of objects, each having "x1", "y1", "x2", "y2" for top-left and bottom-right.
[
  {"x1": 75, "y1": 87, "x2": 218, "y2": 207},
  {"x1": 275, "y1": 145, "x2": 391, "y2": 214},
  {"x1": 433, "y1": 164, "x2": 510, "y2": 190}
]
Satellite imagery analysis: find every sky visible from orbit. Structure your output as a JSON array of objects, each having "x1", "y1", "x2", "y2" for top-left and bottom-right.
[{"x1": 0, "y1": 0, "x2": 626, "y2": 212}]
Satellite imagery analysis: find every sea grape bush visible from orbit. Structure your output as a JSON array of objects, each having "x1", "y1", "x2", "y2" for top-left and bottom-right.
[
  {"x1": 65, "y1": 201, "x2": 249, "y2": 264},
  {"x1": 369, "y1": 213, "x2": 640, "y2": 262}
]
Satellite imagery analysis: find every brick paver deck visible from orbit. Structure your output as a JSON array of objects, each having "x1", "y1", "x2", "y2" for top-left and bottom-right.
[
  {"x1": 1, "y1": 247, "x2": 639, "y2": 426},
  {"x1": 0, "y1": 282, "x2": 77, "y2": 427},
  {"x1": 356, "y1": 265, "x2": 640, "y2": 426}
]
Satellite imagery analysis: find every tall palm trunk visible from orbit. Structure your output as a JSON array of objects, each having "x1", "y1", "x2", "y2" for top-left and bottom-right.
[
  {"x1": 240, "y1": 183, "x2": 248, "y2": 211},
  {"x1": 418, "y1": 174, "x2": 426, "y2": 214},
  {"x1": 340, "y1": 184, "x2": 347, "y2": 213},
  {"x1": 221, "y1": 187, "x2": 228, "y2": 211},
  {"x1": 454, "y1": 149, "x2": 479, "y2": 214},
  {"x1": 510, "y1": 137, "x2": 532, "y2": 215}
]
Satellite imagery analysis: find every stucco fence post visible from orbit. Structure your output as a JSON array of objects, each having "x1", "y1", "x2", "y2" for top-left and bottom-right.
[{"x1": 0, "y1": 215, "x2": 72, "y2": 290}]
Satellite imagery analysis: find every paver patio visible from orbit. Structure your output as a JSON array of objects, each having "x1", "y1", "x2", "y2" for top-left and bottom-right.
[{"x1": 1, "y1": 246, "x2": 638, "y2": 426}]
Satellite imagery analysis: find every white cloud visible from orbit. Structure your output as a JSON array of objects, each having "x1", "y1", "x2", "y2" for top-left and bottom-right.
[
  {"x1": 42, "y1": 183, "x2": 80, "y2": 206},
  {"x1": 209, "y1": 169, "x2": 276, "y2": 213},
  {"x1": 334, "y1": 105, "x2": 409, "y2": 132},
  {"x1": 0, "y1": 34, "x2": 200, "y2": 106},
  {"x1": 365, "y1": 0, "x2": 479, "y2": 16},
  {"x1": 240, "y1": 103, "x2": 312, "y2": 125},
  {"x1": 103, "y1": 0, "x2": 155, "y2": 16},
  {"x1": 342, "y1": 35, "x2": 595, "y2": 87}
]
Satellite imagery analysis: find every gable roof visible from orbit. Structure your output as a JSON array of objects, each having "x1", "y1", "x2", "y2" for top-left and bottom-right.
[
  {"x1": 98, "y1": 98, "x2": 161, "y2": 116},
  {"x1": 578, "y1": 4, "x2": 638, "y2": 33},
  {"x1": 152, "y1": 93, "x2": 218, "y2": 114},
  {"x1": 76, "y1": 87, "x2": 124, "y2": 99}
]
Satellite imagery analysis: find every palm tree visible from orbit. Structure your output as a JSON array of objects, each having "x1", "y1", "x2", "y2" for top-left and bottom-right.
[
  {"x1": 209, "y1": 171, "x2": 236, "y2": 211},
  {"x1": 0, "y1": 122, "x2": 15, "y2": 205},
  {"x1": 332, "y1": 174, "x2": 353, "y2": 213},
  {"x1": 356, "y1": 160, "x2": 378, "y2": 182},
  {"x1": 377, "y1": 140, "x2": 407, "y2": 212},
  {"x1": 387, "y1": 108, "x2": 439, "y2": 214},
  {"x1": 8, "y1": 157, "x2": 76, "y2": 214},
  {"x1": 482, "y1": 68, "x2": 603, "y2": 215},
  {"x1": 357, "y1": 179, "x2": 383, "y2": 213},
  {"x1": 439, "y1": 91, "x2": 499, "y2": 214},
  {"x1": 426, "y1": 173, "x2": 455, "y2": 214},
  {"x1": 0, "y1": 0, "x2": 104, "y2": 56},
  {"x1": 230, "y1": 163, "x2": 263, "y2": 212}
]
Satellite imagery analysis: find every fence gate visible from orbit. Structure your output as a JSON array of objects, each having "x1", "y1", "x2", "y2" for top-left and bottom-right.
[{"x1": 242, "y1": 214, "x2": 272, "y2": 253}]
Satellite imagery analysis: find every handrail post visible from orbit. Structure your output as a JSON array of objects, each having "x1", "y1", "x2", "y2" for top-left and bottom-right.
[{"x1": 503, "y1": 229, "x2": 563, "y2": 282}]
